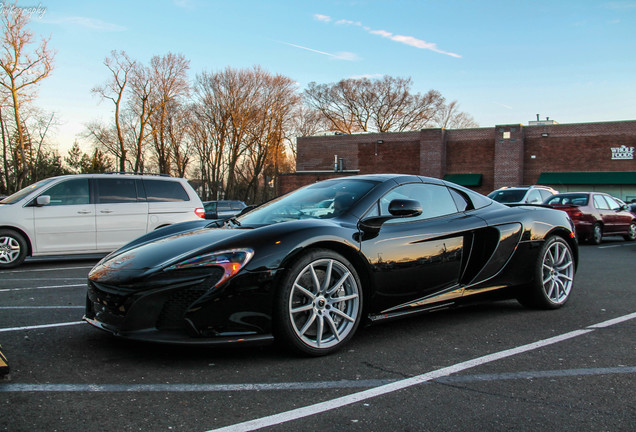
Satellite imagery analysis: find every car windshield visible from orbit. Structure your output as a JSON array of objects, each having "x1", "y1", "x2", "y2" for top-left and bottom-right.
[
  {"x1": 239, "y1": 178, "x2": 378, "y2": 225},
  {"x1": 0, "y1": 178, "x2": 58, "y2": 204},
  {"x1": 545, "y1": 194, "x2": 589, "y2": 206},
  {"x1": 488, "y1": 189, "x2": 527, "y2": 203}
]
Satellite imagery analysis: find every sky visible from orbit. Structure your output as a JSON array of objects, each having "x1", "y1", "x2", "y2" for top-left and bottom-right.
[{"x1": 10, "y1": 0, "x2": 636, "y2": 154}]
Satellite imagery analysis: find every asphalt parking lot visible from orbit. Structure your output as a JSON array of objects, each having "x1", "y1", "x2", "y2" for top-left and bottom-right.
[{"x1": 1, "y1": 239, "x2": 634, "y2": 432}]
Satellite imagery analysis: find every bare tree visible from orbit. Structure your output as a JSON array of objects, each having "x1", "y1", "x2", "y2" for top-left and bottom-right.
[
  {"x1": 147, "y1": 53, "x2": 190, "y2": 175},
  {"x1": 91, "y1": 50, "x2": 135, "y2": 172},
  {"x1": 435, "y1": 100, "x2": 479, "y2": 129},
  {"x1": 0, "y1": 2, "x2": 54, "y2": 188},
  {"x1": 304, "y1": 76, "x2": 446, "y2": 134},
  {"x1": 193, "y1": 66, "x2": 300, "y2": 202}
]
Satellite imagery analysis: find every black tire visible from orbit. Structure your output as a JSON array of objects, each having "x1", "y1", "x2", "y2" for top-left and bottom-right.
[
  {"x1": 623, "y1": 222, "x2": 636, "y2": 241},
  {"x1": 274, "y1": 249, "x2": 362, "y2": 356},
  {"x1": 590, "y1": 223, "x2": 602, "y2": 245},
  {"x1": 0, "y1": 229, "x2": 28, "y2": 269},
  {"x1": 517, "y1": 236, "x2": 575, "y2": 309}
]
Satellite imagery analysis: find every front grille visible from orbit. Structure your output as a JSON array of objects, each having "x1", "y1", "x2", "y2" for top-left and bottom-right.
[
  {"x1": 87, "y1": 280, "x2": 129, "y2": 317},
  {"x1": 155, "y1": 268, "x2": 224, "y2": 330}
]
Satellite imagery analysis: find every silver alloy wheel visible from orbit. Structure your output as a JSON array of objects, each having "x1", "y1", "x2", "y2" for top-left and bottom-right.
[
  {"x1": 627, "y1": 223, "x2": 636, "y2": 241},
  {"x1": 287, "y1": 258, "x2": 360, "y2": 349},
  {"x1": 541, "y1": 239, "x2": 574, "y2": 304},
  {"x1": 0, "y1": 235, "x2": 21, "y2": 265},
  {"x1": 592, "y1": 224, "x2": 602, "y2": 244}
]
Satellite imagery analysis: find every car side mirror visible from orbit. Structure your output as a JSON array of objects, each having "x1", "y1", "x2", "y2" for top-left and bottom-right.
[
  {"x1": 358, "y1": 199, "x2": 422, "y2": 235},
  {"x1": 36, "y1": 195, "x2": 50, "y2": 206}
]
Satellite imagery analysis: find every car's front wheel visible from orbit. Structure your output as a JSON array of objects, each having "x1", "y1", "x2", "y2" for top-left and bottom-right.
[
  {"x1": 623, "y1": 222, "x2": 636, "y2": 241},
  {"x1": 517, "y1": 236, "x2": 575, "y2": 309},
  {"x1": 275, "y1": 249, "x2": 362, "y2": 356},
  {"x1": 0, "y1": 229, "x2": 28, "y2": 269}
]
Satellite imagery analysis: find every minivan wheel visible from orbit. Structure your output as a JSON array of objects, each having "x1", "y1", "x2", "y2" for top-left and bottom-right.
[{"x1": 0, "y1": 229, "x2": 28, "y2": 269}]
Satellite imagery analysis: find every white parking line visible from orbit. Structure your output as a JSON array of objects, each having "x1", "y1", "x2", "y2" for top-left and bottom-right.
[
  {"x1": 207, "y1": 311, "x2": 636, "y2": 432},
  {"x1": 0, "y1": 321, "x2": 84, "y2": 333},
  {"x1": 0, "y1": 367, "x2": 633, "y2": 393},
  {"x1": 0, "y1": 266, "x2": 94, "y2": 274},
  {"x1": 0, "y1": 306, "x2": 84, "y2": 309},
  {"x1": 0, "y1": 284, "x2": 86, "y2": 292}
]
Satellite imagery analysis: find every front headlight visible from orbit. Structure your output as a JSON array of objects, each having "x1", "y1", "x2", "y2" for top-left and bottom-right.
[{"x1": 165, "y1": 249, "x2": 254, "y2": 287}]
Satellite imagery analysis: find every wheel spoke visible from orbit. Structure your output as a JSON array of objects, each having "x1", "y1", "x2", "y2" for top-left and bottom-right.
[
  {"x1": 326, "y1": 271, "x2": 351, "y2": 296},
  {"x1": 330, "y1": 307, "x2": 355, "y2": 323},
  {"x1": 294, "y1": 283, "x2": 315, "y2": 300},
  {"x1": 321, "y1": 260, "x2": 333, "y2": 293},
  {"x1": 298, "y1": 311, "x2": 317, "y2": 336},
  {"x1": 291, "y1": 303, "x2": 313, "y2": 314},
  {"x1": 309, "y1": 264, "x2": 321, "y2": 293},
  {"x1": 332, "y1": 293, "x2": 358, "y2": 303},
  {"x1": 315, "y1": 315, "x2": 324, "y2": 347},
  {"x1": 324, "y1": 314, "x2": 341, "y2": 341}
]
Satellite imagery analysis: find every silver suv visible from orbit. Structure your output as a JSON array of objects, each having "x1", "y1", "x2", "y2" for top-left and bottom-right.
[
  {"x1": 0, "y1": 173, "x2": 204, "y2": 268},
  {"x1": 488, "y1": 186, "x2": 558, "y2": 205}
]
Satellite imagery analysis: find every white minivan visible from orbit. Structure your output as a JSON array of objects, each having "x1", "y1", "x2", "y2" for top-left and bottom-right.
[{"x1": 0, "y1": 173, "x2": 205, "y2": 268}]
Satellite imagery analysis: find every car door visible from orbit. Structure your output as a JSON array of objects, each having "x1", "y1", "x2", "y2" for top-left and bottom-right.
[
  {"x1": 593, "y1": 194, "x2": 615, "y2": 233},
  {"x1": 603, "y1": 195, "x2": 633, "y2": 233},
  {"x1": 360, "y1": 182, "x2": 487, "y2": 313},
  {"x1": 32, "y1": 178, "x2": 96, "y2": 253},
  {"x1": 95, "y1": 177, "x2": 149, "y2": 251}
]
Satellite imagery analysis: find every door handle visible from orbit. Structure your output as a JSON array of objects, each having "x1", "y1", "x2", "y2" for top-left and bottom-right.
[
  {"x1": 100, "y1": 210, "x2": 113, "y2": 214},
  {"x1": 77, "y1": 210, "x2": 92, "y2": 215}
]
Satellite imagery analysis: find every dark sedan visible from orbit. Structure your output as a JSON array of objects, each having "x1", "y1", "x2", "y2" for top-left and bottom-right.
[
  {"x1": 85, "y1": 174, "x2": 578, "y2": 356},
  {"x1": 544, "y1": 192, "x2": 636, "y2": 244}
]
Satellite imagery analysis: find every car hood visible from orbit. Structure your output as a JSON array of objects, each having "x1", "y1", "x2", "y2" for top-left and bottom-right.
[{"x1": 89, "y1": 226, "x2": 248, "y2": 280}]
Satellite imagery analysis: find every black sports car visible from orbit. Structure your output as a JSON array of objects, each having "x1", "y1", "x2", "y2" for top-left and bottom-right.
[{"x1": 84, "y1": 174, "x2": 578, "y2": 356}]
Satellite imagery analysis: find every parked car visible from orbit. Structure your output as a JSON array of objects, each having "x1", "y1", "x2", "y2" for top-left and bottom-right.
[
  {"x1": 488, "y1": 185, "x2": 558, "y2": 205},
  {"x1": 543, "y1": 192, "x2": 636, "y2": 244},
  {"x1": 0, "y1": 173, "x2": 205, "y2": 268},
  {"x1": 203, "y1": 200, "x2": 247, "y2": 220},
  {"x1": 85, "y1": 174, "x2": 578, "y2": 356}
]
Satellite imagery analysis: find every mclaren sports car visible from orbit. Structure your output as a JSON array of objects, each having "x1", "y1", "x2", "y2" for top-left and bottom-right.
[{"x1": 84, "y1": 174, "x2": 578, "y2": 356}]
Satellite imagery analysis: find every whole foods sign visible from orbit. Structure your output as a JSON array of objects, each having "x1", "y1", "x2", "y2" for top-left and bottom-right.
[{"x1": 611, "y1": 145, "x2": 634, "y2": 160}]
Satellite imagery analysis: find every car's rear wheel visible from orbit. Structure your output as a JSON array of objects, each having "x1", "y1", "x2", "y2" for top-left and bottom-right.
[
  {"x1": 517, "y1": 236, "x2": 574, "y2": 309},
  {"x1": 590, "y1": 223, "x2": 603, "y2": 245},
  {"x1": 275, "y1": 249, "x2": 362, "y2": 356},
  {"x1": 0, "y1": 229, "x2": 28, "y2": 269},
  {"x1": 623, "y1": 222, "x2": 636, "y2": 241}
]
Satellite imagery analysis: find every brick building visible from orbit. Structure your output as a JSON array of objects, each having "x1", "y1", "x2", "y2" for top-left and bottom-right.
[{"x1": 279, "y1": 120, "x2": 636, "y2": 202}]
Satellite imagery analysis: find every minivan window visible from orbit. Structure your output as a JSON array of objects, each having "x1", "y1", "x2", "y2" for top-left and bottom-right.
[
  {"x1": 1, "y1": 178, "x2": 57, "y2": 204},
  {"x1": 144, "y1": 179, "x2": 189, "y2": 202},
  {"x1": 42, "y1": 179, "x2": 90, "y2": 206},
  {"x1": 96, "y1": 178, "x2": 138, "y2": 203}
]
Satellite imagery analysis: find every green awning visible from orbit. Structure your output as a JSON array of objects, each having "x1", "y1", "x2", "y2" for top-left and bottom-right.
[
  {"x1": 537, "y1": 171, "x2": 636, "y2": 185},
  {"x1": 443, "y1": 174, "x2": 483, "y2": 186}
]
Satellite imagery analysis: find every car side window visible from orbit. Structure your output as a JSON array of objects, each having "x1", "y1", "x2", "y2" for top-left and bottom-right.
[
  {"x1": 539, "y1": 189, "x2": 553, "y2": 201},
  {"x1": 526, "y1": 190, "x2": 542, "y2": 204},
  {"x1": 144, "y1": 180, "x2": 189, "y2": 202},
  {"x1": 42, "y1": 179, "x2": 89, "y2": 206},
  {"x1": 603, "y1": 196, "x2": 621, "y2": 210},
  {"x1": 96, "y1": 178, "x2": 138, "y2": 203},
  {"x1": 593, "y1": 195, "x2": 609, "y2": 210},
  {"x1": 381, "y1": 183, "x2": 458, "y2": 223}
]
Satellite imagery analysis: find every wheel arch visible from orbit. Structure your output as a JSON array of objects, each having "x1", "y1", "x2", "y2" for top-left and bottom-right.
[
  {"x1": 546, "y1": 226, "x2": 579, "y2": 270},
  {"x1": 276, "y1": 240, "x2": 373, "y2": 315}
]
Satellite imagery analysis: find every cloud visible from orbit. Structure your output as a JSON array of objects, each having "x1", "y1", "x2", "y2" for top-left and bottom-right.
[
  {"x1": 316, "y1": 14, "x2": 461, "y2": 58},
  {"x1": 44, "y1": 16, "x2": 125, "y2": 31},
  {"x1": 173, "y1": 0, "x2": 196, "y2": 10},
  {"x1": 314, "y1": 14, "x2": 332, "y2": 22},
  {"x1": 279, "y1": 41, "x2": 360, "y2": 61}
]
